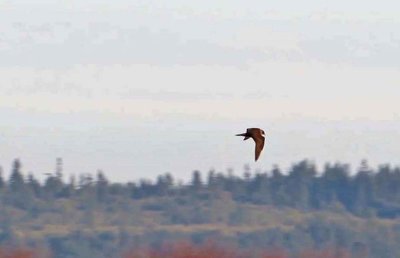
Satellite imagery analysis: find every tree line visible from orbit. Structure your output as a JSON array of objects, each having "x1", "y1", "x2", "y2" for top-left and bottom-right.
[
  {"x1": 1, "y1": 158, "x2": 400, "y2": 219},
  {"x1": 1, "y1": 158, "x2": 400, "y2": 257}
]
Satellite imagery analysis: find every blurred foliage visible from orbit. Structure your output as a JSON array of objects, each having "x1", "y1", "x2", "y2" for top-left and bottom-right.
[{"x1": 0, "y1": 158, "x2": 400, "y2": 257}]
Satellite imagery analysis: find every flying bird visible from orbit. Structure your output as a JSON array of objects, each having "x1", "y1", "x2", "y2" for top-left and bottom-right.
[{"x1": 236, "y1": 128, "x2": 266, "y2": 161}]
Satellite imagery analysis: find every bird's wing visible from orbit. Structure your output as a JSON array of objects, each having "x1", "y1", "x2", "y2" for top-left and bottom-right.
[{"x1": 253, "y1": 135, "x2": 265, "y2": 161}]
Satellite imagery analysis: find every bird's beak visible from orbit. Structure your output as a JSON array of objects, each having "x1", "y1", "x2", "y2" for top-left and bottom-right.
[{"x1": 236, "y1": 133, "x2": 246, "y2": 137}]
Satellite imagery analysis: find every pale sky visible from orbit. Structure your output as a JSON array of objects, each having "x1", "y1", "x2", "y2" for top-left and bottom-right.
[{"x1": 1, "y1": 0, "x2": 400, "y2": 182}]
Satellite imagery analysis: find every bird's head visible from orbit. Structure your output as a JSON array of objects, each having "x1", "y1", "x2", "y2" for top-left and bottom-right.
[{"x1": 261, "y1": 130, "x2": 265, "y2": 136}]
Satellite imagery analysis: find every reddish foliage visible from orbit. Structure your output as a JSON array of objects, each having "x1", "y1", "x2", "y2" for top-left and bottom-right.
[
  {"x1": 0, "y1": 244, "x2": 353, "y2": 258},
  {"x1": 124, "y1": 242, "x2": 352, "y2": 258},
  {"x1": 0, "y1": 249, "x2": 36, "y2": 258},
  {"x1": 125, "y1": 242, "x2": 288, "y2": 258},
  {"x1": 260, "y1": 255, "x2": 288, "y2": 258},
  {"x1": 124, "y1": 241, "x2": 243, "y2": 258}
]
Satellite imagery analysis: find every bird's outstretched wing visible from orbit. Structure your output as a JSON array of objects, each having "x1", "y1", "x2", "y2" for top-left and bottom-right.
[{"x1": 254, "y1": 135, "x2": 265, "y2": 161}]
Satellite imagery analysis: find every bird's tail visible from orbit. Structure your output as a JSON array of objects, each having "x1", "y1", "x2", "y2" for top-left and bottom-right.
[{"x1": 236, "y1": 133, "x2": 250, "y2": 141}]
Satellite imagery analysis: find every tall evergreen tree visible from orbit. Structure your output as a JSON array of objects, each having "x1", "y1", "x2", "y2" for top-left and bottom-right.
[
  {"x1": 191, "y1": 170, "x2": 202, "y2": 190},
  {"x1": 9, "y1": 159, "x2": 25, "y2": 192},
  {"x1": 96, "y1": 170, "x2": 109, "y2": 202}
]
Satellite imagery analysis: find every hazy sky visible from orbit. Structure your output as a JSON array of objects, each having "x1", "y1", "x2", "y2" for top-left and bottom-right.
[{"x1": 1, "y1": 0, "x2": 400, "y2": 182}]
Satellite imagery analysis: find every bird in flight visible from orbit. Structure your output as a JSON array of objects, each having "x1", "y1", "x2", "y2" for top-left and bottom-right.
[{"x1": 236, "y1": 128, "x2": 266, "y2": 161}]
